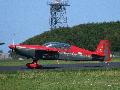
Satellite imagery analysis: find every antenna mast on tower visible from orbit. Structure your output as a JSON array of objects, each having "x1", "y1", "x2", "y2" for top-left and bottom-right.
[{"x1": 48, "y1": 0, "x2": 70, "y2": 30}]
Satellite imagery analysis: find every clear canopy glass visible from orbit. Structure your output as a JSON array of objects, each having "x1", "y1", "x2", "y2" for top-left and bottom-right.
[{"x1": 43, "y1": 42, "x2": 71, "y2": 49}]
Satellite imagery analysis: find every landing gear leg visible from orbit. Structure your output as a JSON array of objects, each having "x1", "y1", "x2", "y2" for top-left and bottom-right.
[
  {"x1": 105, "y1": 61, "x2": 110, "y2": 66},
  {"x1": 26, "y1": 60, "x2": 42, "y2": 69}
]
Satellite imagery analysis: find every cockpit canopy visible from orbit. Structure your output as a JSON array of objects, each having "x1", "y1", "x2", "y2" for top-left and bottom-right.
[{"x1": 43, "y1": 42, "x2": 71, "y2": 49}]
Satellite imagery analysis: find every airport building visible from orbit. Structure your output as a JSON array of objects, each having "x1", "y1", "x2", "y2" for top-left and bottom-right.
[{"x1": 0, "y1": 53, "x2": 9, "y2": 60}]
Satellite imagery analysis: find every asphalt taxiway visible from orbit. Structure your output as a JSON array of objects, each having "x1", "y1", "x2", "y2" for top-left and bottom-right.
[{"x1": 0, "y1": 62, "x2": 120, "y2": 71}]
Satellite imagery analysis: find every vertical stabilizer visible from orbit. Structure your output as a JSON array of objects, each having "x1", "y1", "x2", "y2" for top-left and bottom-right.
[{"x1": 95, "y1": 40, "x2": 111, "y2": 63}]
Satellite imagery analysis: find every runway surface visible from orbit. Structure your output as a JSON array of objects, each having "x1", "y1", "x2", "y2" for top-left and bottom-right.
[{"x1": 0, "y1": 62, "x2": 120, "y2": 71}]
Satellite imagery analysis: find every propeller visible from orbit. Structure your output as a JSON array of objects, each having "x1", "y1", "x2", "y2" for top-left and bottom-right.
[
  {"x1": 11, "y1": 47, "x2": 14, "y2": 53},
  {"x1": 9, "y1": 33, "x2": 16, "y2": 52},
  {"x1": 12, "y1": 33, "x2": 16, "y2": 45}
]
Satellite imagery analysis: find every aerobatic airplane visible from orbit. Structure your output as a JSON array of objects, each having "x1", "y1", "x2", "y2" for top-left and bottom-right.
[{"x1": 9, "y1": 40, "x2": 111, "y2": 69}]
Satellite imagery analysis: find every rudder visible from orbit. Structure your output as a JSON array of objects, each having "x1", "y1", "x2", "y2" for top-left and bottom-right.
[{"x1": 95, "y1": 40, "x2": 111, "y2": 63}]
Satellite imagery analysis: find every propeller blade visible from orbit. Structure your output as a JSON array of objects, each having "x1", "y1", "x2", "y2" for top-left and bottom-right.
[{"x1": 12, "y1": 49, "x2": 14, "y2": 52}]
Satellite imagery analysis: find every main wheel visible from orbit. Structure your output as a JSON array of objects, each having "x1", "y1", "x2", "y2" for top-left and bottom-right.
[{"x1": 26, "y1": 63, "x2": 42, "y2": 69}]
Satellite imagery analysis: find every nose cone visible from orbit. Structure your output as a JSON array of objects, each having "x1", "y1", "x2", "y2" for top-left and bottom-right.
[{"x1": 9, "y1": 45, "x2": 16, "y2": 49}]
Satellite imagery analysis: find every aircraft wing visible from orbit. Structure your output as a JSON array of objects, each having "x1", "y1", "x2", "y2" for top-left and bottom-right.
[{"x1": 0, "y1": 43, "x2": 5, "y2": 45}]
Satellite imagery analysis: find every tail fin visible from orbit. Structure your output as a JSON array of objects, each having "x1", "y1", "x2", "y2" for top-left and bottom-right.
[{"x1": 95, "y1": 40, "x2": 111, "y2": 63}]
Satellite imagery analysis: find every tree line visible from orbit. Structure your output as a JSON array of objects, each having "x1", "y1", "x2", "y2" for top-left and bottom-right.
[{"x1": 23, "y1": 21, "x2": 120, "y2": 52}]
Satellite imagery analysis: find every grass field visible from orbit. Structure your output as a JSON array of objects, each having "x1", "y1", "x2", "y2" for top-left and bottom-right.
[
  {"x1": 0, "y1": 69, "x2": 120, "y2": 90},
  {"x1": 0, "y1": 58, "x2": 120, "y2": 90}
]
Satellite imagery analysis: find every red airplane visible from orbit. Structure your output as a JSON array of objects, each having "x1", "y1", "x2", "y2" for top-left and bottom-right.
[{"x1": 9, "y1": 40, "x2": 111, "y2": 69}]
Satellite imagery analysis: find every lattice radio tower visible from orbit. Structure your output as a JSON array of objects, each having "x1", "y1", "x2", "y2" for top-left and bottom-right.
[{"x1": 48, "y1": 0, "x2": 70, "y2": 30}]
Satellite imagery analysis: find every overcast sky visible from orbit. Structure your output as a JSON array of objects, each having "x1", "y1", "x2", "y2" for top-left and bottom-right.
[{"x1": 0, "y1": 0, "x2": 120, "y2": 52}]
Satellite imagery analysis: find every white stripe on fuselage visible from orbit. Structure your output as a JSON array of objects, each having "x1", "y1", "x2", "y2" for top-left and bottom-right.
[{"x1": 16, "y1": 46, "x2": 35, "y2": 50}]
